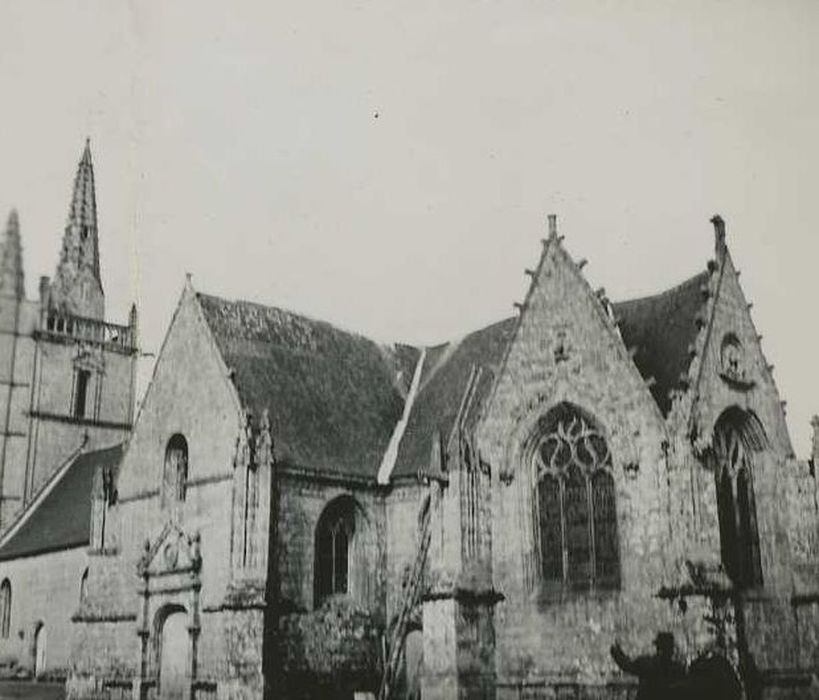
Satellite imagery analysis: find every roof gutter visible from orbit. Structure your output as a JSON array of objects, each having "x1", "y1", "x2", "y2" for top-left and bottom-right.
[{"x1": 377, "y1": 348, "x2": 426, "y2": 485}]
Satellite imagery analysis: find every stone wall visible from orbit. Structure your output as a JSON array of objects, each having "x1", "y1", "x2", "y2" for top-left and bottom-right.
[
  {"x1": 0, "y1": 546, "x2": 88, "y2": 677},
  {"x1": 0, "y1": 289, "x2": 136, "y2": 530},
  {"x1": 0, "y1": 298, "x2": 40, "y2": 527},
  {"x1": 472, "y1": 238, "x2": 688, "y2": 690},
  {"x1": 71, "y1": 287, "x2": 242, "y2": 692},
  {"x1": 385, "y1": 481, "x2": 425, "y2": 624}
]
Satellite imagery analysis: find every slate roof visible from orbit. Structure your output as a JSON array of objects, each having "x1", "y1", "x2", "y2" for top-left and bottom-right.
[
  {"x1": 614, "y1": 271, "x2": 709, "y2": 416},
  {"x1": 0, "y1": 444, "x2": 123, "y2": 561},
  {"x1": 197, "y1": 294, "x2": 417, "y2": 479},
  {"x1": 196, "y1": 269, "x2": 708, "y2": 483},
  {"x1": 391, "y1": 318, "x2": 517, "y2": 478}
]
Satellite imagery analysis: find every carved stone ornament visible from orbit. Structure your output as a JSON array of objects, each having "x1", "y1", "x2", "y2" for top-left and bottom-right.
[
  {"x1": 163, "y1": 541, "x2": 179, "y2": 569},
  {"x1": 719, "y1": 333, "x2": 754, "y2": 389},
  {"x1": 553, "y1": 329, "x2": 571, "y2": 364}
]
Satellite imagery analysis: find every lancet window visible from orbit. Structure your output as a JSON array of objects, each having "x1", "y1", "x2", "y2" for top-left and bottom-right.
[
  {"x1": 163, "y1": 434, "x2": 189, "y2": 506},
  {"x1": 314, "y1": 497, "x2": 357, "y2": 607},
  {"x1": 714, "y1": 410, "x2": 764, "y2": 589}
]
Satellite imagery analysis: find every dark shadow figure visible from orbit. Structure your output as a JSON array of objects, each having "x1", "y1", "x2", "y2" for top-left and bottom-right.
[
  {"x1": 687, "y1": 653, "x2": 744, "y2": 700},
  {"x1": 610, "y1": 633, "x2": 686, "y2": 700}
]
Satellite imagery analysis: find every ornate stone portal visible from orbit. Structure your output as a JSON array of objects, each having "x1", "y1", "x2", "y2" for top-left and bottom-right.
[{"x1": 135, "y1": 524, "x2": 202, "y2": 699}]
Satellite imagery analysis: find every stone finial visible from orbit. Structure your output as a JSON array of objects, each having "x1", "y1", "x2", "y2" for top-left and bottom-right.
[
  {"x1": 38, "y1": 275, "x2": 50, "y2": 305},
  {"x1": 547, "y1": 214, "x2": 558, "y2": 239},
  {"x1": 0, "y1": 209, "x2": 24, "y2": 299},
  {"x1": 711, "y1": 214, "x2": 727, "y2": 258},
  {"x1": 129, "y1": 303, "x2": 138, "y2": 329},
  {"x1": 811, "y1": 415, "x2": 819, "y2": 458}
]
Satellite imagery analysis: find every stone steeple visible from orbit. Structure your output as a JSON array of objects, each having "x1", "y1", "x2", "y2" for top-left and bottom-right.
[
  {"x1": 0, "y1": 210, "x2": 24, "y2": 299},
  {"x1": 50, "y1": 139, "x2": 104, "y2": 319}
]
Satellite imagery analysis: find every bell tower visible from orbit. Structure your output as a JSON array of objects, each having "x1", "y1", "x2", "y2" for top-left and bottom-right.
[{"x1": 49, "y1": 139, "x2": 104, "y2": 320}]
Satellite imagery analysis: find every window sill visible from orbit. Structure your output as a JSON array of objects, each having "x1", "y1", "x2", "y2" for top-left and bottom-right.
[{"x1": 536, "y1": 580, "x2": 621, "y2": 606}]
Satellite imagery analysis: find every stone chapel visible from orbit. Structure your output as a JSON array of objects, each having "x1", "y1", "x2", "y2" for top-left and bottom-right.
[{"x1": 0, "y1": 146, "x2": 817, "y2": 700}]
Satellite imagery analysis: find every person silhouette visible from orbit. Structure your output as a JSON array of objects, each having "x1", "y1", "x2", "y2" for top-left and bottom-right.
[{"x1": 610, "y1": 632, "x2": 686, "y2": 700}]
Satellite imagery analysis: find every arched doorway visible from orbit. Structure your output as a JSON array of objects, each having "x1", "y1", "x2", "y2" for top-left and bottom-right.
[
  {"x1": 33, "y1": 623, "x2": 46, "y2": 677},
  {"x1": 156, "y1": 607, "x2": 189, "y2": 699}
]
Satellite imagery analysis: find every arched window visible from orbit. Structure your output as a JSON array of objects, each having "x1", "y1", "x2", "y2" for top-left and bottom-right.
[
  {"x1": 163, "y1": 434, "x2": 188, "y2": 506},
  {"x1": 314, "y1": 497, "x2": 357, "y2": 607},
  {"x1": 0, "y1": 579, "x2": 10, "y2": 638},
  {"x1": 714, "y1": 409, "x2": 764, "y2": 589},
  {"x1": 532, "y1": 403, "x2": 620, "y2": 590}
]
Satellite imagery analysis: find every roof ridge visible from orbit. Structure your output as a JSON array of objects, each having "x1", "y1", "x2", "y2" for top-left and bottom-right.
[
  {"x1": 613, "y1": 269, "x2": 710, "y2": 308},
  {"x1": 197, "y1": 291, "x2": 394, "y2": 347}
]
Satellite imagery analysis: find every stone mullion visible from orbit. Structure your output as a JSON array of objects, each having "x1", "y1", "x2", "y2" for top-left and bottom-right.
[
  {"x1": 559, "y1": 475, "x2": 567, "y2": 585},
  {"x1": 585, "y1": 472, "x2": 597, "y2": 585}
]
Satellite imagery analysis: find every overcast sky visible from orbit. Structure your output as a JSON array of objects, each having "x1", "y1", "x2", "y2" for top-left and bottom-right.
[{"x1": 1, "y1": 1, "x2": 817, "y2": 454}]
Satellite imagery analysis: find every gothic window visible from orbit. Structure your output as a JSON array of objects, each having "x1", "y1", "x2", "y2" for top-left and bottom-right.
[
  {"x1": 0, "y1": 579, "x2": 10, "y2": 638},
  {"x1": 532, "y1": 403, "x2": 620, "y2": 590},
  {"x1": 242, "y1": 463, "x2": 259, "y2": 568},
  {"x1": 74, "y1": 369, "x2": 91, "y2": 418},
  {"x1": 714, "y1": 410, "x2": 764, "y2": 589},
  {"x1": 314, "y1": 498, "x2": 356, "y2": 607},
  {"x1": 163, "y1": 434, "x2": 188, "y2": 506}
]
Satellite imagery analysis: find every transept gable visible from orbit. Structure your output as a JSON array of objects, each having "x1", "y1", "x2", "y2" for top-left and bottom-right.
[
  {"x1": 684, "y1": 219, "x2": 792, "y2": 458},
  {"x1": 477, "y1": 218, "x2": 667, "y2": 480},
  {"x1": 115, "y1": 282, "x2": 243, "y2": 499}
]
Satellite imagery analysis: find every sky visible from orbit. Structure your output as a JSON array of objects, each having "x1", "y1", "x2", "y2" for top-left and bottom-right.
[{"x1": 0, "y1": 1, "x2": 817, "y2": 454}]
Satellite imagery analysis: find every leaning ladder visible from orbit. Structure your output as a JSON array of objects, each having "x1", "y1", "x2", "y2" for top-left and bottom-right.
[{"x1": 378, "y1": 498, "x2": 433, "y2": 700}]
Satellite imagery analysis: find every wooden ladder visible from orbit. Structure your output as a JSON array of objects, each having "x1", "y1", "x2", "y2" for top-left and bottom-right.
[{"x1": 378, "y1": 499, "x2": 432, "y2": 700}]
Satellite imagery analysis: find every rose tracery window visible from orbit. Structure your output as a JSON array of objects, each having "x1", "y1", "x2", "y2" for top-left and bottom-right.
[{"x1": 533, "y1": 404, "x2": 620, "y2": 590}]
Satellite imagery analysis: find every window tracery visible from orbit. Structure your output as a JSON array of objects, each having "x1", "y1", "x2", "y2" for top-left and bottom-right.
[
  {"x1": 314, "y1": 498, "x2": 356, "y2": 607},
  {"x1": 532, "y1": 404, "x2": 619, "y2": 590},
  {"x1": 714, "y1": 414, "x2": 763, "y2": 588}
]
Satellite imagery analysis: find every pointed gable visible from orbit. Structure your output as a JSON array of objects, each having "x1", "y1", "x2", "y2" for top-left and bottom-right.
[
  {"x1": 197, "y1": 293, "x2": 415, "y2": 479},
  {"x1": 476, "y1": 227, "x2": 670, "y2": 471},
  {"x1": 685, "y1": 225, "x2": 793, "y2": 455},
  {"x1": 0, "y1": 210, "x2": 24, "y2": 299}
]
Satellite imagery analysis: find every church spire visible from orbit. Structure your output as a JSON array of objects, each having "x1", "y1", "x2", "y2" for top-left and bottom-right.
[
  {"x1": 50, "y1": 139, "x2": 104, "y2": 319},
  {"x1": 0, "y1": 210, "x2": 24, "y2": 299}
]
